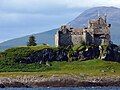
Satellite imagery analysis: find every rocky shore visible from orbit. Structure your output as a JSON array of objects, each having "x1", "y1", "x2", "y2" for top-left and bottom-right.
[{"x1": 0, "y1": 75, "x2": 120, "y2": 88}]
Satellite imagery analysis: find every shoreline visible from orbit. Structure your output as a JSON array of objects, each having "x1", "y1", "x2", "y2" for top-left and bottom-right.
[{"x1": 0, "y1": 75, "x2": 120, "y2": 88}]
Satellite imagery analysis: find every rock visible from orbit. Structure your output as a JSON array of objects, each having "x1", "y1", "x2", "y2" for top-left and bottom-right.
[
  {"x1": 14, "y1": 44, "x2": 120, "y2": 64},
  {"x1": 101, "y1": 70, "x2": 105, "y2": 73},
  {"x1": 0, "y1": 84, "x2": 5, "y2": 88},
  {"x1": 1, "y1": 76, "x2": 120, "y2": 87},
  {"x1": 104, "y1": 44, "x2": 120, "y2": 61},
  {"x1": 46, "y1": 61, "x2": 51, "y2": 66},
  {"x1": 23, "y1": 48, "x2": 68, "y2": 63},
  {"x1": 3, "y1": 82, "x2": 29, "y2": 88}
]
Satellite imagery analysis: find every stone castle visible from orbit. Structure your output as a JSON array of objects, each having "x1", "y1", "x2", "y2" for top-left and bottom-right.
[{"x1": 55, "y1": 15, "x2": 111, "y2": 47}]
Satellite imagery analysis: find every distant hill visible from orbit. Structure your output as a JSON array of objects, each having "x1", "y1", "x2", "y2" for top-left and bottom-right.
[
  {"x1": 0, "y1": 6, "x2": 120, "y2": 51},
  {"x1": 0, "y1": 29, "x2": 57, "y2": 51}
]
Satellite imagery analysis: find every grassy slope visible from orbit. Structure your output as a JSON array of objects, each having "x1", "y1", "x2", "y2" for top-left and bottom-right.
[{"x1": 0, "y1": 59, "x2": 120, "y2": 78}]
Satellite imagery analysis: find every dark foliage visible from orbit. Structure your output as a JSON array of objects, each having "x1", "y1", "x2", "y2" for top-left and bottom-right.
[
  {"x1": 21, "y1": 48, "x2": 68, "y2": 64},
  {"x1": 27, "y1": 35, "x2": 37, "y2": 46}
]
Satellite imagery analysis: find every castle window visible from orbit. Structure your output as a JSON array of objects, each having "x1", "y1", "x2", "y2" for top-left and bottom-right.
[
  {"x1": 100, "y1": 28, "x2": 102, "y2": 31},
  {"x1": 73, "y1": 32, "x2": 76, "y2": 35},
  {"x1": 108, "y1": 24, "x2": 111, "y2": 27},
  {"x1": 81, "y1": 32, "x2": 83, "y2": 35},
  {"x1": 99, "y1": 26, "x2": 102, "y2": 29}
]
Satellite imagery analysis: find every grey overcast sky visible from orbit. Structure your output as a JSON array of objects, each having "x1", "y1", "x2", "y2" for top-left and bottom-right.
[{"x1": 0, "y1": 0, "x2": 120, "y2": 42}]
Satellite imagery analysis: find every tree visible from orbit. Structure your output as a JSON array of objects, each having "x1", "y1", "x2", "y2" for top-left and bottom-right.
[{"x1": 27, "y1": 35, "x2": 37, "y2": 46}]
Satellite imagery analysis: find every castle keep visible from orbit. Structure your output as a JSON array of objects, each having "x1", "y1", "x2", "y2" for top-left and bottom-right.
[{"x1": 55, "y1": 16, "x2": 111, "y2": 47}]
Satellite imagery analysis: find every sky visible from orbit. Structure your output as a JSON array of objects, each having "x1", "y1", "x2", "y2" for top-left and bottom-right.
[{"x1": 0, "y1": 0, "x2": 120, "y2": 42}]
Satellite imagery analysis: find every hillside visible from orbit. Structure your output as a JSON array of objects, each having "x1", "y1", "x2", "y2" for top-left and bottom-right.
[
  {"x1": 0, "y1": 6, "x2": 120, "y2": 51},
  {"x1": 0, "y1": 59, "x2": 120, "y2": 76},
  {"x1": 1, "y1": 59, "x2": 120, "y2": 87},
  {"x1": 0, "y1": 29, "x2": 57, "y2": 51},
  {"x1": 0, "y1": 44, "x2": 120, "y2": 74}
]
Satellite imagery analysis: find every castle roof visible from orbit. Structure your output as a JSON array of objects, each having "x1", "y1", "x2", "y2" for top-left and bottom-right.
[{"x1": 73, "y1": 28, "x2": 83, "y2": 32}]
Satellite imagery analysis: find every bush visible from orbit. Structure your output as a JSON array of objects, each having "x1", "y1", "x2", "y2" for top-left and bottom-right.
[
  {"x1": 27, "y1": 35, "x2": 37, "y2": 46},
  {"x1": 2, "y1": 47, "x2": 33, "y2": 64},
  {"x1": 72, "y1": 44, "x2": 86, "y2": 51}
]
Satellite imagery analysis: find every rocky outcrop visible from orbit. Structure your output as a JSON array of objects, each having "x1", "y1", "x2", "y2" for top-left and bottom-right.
[
  {"x1": 104, "y1": 44, "x2": 120, "y2": 61},
  {"x1": 71, "y1": 46, "x2": 100, "y2": 61},
  {"x1": 72, "y1": 44, "x2": 120, "y2": 61},
  {"x1": 15, "y1": 44, "x2": 120, "y2": 64},
  {"x1": 16, "y1": 48, "x2": 68, "y2": 64},
  {"x1": 1, "y1": 75, "x2": 120, "y2": 87}
]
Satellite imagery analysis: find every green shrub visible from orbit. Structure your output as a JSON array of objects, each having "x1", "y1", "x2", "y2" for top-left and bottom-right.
[
  {"x1": 2, "y1": 47, "x2": 33, "y2": 64},
  {"x1": 0, "y1": 45, "x2": 55, "y2": 64},
  {"x1": 5, "y1": 47, "x2": 33, "y2": 58},
  {"x1": 72, "y1": 44, "x2": 86, "y2": 51},
  {"x1": 29, "y1": 45, "x2": 51, "y2": 51}
]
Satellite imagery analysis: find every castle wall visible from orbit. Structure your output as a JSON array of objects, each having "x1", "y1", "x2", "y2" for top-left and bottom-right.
[
  {"x1": 86, "y1": 32, "x2": 93, "y2": 45},
  {"x1": 57, "y1": 32, "x2": 85, "y2": 46},
  {"x1": 94, "y1": 36, "x2": 102, "y2": 45},
  {"x1": 71, "y1": 35, "x2": 83, "y2": 45},
  {"x1": 55, "y1": 32, "x2": 59, "y2": 47},
  {"x1": 59, "y1": 33, "x2": 73, "y2": 46}
]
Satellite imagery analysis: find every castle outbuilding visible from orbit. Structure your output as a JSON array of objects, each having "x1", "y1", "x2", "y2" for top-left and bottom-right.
[{"x1": 55, "y1": 16, "x2": 111, "y2": 47}]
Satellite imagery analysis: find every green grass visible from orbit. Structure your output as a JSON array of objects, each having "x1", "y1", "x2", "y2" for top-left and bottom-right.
[
  {"x1": 29, "y1": 45, "x2": 51, "y2": 51},
  {"x1": 72, "y1": 44, "x2": 86, "y2": 51},
  {"x1": 0, "y1": 59, "x2": 120, "y2": 78}
]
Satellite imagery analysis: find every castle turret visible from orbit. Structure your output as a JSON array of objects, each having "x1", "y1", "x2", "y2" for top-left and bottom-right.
[{"x1": 83, "y1": 29, "x2": 87, "y2": 44}]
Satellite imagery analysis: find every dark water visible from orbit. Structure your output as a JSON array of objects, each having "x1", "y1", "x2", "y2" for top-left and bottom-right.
[{"x1": 0, "y1": 87, "x2": 120, "y2": 90}]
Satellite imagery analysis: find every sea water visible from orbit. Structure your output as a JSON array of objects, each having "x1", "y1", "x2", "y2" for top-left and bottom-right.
[{"x1": 0, "y1": 87, "x2": 120, "y2": 90}]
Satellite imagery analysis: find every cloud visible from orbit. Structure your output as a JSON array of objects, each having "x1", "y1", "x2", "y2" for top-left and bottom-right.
[
  {"x1": 0, "y1": 0, "x2": 85, "y2": 28},
  {"x1": 0, "y1": 0, "x2": 70, "y2": 14},
  {"x1": 0, "y1": 0, "x2": 120, "y2": 42},
  {"x1": 0, "y1": 0, "x2": 119, "y2": 14},
  {"x1": 63, "y1": 0, "x2": 120, "y2": 8}
]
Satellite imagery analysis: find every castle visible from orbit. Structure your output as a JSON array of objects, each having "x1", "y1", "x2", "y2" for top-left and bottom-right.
[{"x1": 55, "y1": 16, "x2": 111, "y2": 47}]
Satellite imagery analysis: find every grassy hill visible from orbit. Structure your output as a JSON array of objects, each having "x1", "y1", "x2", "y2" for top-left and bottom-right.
[
  {"x1": 0, "y1": 59, "x2": 120, "y2": 77},
  {"x1": 0, "y1": 45, "x2": 119, "y2": 78}
]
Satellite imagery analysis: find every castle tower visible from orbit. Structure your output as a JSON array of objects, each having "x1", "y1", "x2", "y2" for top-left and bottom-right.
[
  {"x1": 55, "y1": 31, "x2": 59, "y2": 47},
  {"x1": 104, "y1": 13, "x2": 107, "y2": 23},
  {"x1": 83, "y1": 29, "x2": 87, "y2": 44}
]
